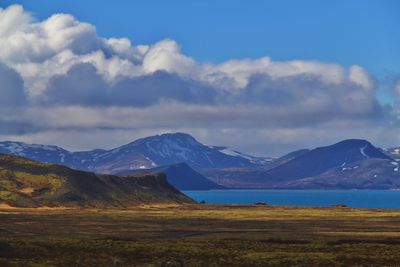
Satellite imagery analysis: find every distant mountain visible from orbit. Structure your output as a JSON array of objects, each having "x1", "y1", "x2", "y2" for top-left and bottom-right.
[
  {"x1": 3, "y1": 135, "x2": 399, "y2": 190},
  {"x1": 0, "y1": 141, "x2": 75, "y2": 166},
  {"x1": 0, "y1": 154, "x2": 194, "y2": 208},
  {"x1": 0, "y1": 133, "x2": 266, "y2": 174},
  {"x1": 83, "y1": 133, "x2": 265, "y2": 173},
  {"x1": 200, "y1": 148, "x2": 310, "y2": 188},
  {"x1": 118, "y1": 163, "x2": 224, "y2": 190},
  {"x1": 202, "y1": 139, "x2": 400, "y2": 189},
  {"x1": 265, "y1": 139, "x2": 391, "y2": 184}
]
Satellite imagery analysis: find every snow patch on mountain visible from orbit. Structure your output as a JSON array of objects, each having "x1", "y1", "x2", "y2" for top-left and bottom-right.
[
  {"x1": 360, "y1": 144, "x2": 369, "y2": 158},
  {"x1": 391, "y1": 161, "x2": 399, "y2": 172},
  {"x1": 220, "y1": 148, "x2": 241, "y2": 157},
  {"x1": 6, "y1": 143, "x2": 25, "y2": 155},
  {"x1": 217, "y1": 147, "x2": 272, "y2": 165},
  {"x1": 392, "y1": 148, "x2": 400, "y2": 155}
]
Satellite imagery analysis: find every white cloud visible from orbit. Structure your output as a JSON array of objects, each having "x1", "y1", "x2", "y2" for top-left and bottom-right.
[
  {"x1": 348, "y1": 65, "x2": 374, "y2": 91},
  {"x1": 142, "y1": 39, "x2": 197, "y2": 75},
  {"x1": 0, "y1": 4, "x2": 376, "y2": 98},
  {"x1": 0, "y1": 4, "x2": 397, "y2": 155},
  {"x1": 0, "y1": 5, "x2": 31, "y2": 36}
]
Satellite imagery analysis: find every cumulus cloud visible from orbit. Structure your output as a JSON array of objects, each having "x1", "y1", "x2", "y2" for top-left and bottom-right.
[
  {"x1": 0, "y1": 5, "x2": 377, "y2": 102},
  {"x1": 45, "y1": 63, "x2": 109, "y2": 105},
  {"x1": 0, "y1": 4, "x2": 397, "y2": 155},
  {"x1": 44, "y1": 63, "x2": 219, "y2": 106}
]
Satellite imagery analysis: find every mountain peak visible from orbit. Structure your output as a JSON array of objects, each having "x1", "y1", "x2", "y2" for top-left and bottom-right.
[
  {"x1": 159, "y1": 132, "x2": 196, "y2": 139},
  {"x1": 119, "y1": 132, "x2": 258, "y2": 170},
  {"x1": 332, "y1": 139, "x2": 370, "y2": 147},
  {"x1": 323, "y1": 139, "x2": 390, "y2": 160},
  {"x1": 264, "y1": 138, "x2": 391, "y2": 183},
  {"x1": 128, "y1": 132, "x2": 200, "y2": 147}
]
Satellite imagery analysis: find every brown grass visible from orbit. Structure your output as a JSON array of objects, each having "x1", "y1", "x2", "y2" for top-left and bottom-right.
[{"x1": 1, "y1": 204, "x2": 400, "y2": 266}]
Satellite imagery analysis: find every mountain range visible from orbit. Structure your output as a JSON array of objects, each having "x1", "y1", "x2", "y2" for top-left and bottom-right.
[
  {"x1": 0, "y1": 133, "x2": 267, "y2": 173},
  {"x1": 203, "y1": 139, "x2": 400, "y2": 189},
  {"x1": 0, "y1": 133, "x2": 400, "y2": 190}
]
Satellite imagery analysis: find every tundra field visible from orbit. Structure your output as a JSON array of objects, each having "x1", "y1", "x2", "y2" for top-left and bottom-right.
[{"x1": 1, "y1": 204, "x2": 400, "y2": 266}]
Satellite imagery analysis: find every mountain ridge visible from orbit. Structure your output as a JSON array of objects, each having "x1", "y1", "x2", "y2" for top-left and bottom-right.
[
  {"x1": 1, "y1": 135, "x2": 400, "y2": 190},
  {"x1": 265, "y1": 139, "x2": 391, "y2": 183},
  {"x1": 201, "y1": 139, "x2": 400, "y2": 189},
  {"x1": 0, "y1": 133, "x2": 267, "y2": 174}
]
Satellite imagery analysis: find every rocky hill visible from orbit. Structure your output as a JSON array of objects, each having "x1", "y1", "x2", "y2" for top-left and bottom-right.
[{"x1": 0, "y1": 154, "x2": 194, "y2": 208}]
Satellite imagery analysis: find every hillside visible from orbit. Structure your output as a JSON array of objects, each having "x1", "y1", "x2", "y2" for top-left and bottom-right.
[
  {"x1": 0, "y1": 154, "x2": 193, "y2": 208},
  {"x1": 285, "y1": 158, "x2": 400, "y2": 189}
]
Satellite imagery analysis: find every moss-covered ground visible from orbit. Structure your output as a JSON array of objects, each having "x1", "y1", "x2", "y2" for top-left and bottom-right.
[{"x1": 1, "y1": 204, "x2": 400, "y2": 266}]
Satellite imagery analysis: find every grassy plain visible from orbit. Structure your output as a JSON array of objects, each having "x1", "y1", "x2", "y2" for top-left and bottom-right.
[{"x1": 1, "y1": 204, "x2": 400, "y2": 266}]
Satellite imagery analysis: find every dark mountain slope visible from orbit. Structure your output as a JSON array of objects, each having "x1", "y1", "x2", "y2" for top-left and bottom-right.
[
  {"x1": 118, "y1": 163, "x2": 224, "y2": 190},
  {"x1": 0, "y1": 154, "x2": 193, "y2": 208},
  {"x1": 268, "y1": 149, "x2": 310, "y2": 168},
  {"x1": 200, "y1": 148, "x2": 310, "y2": 188},
  {"x1": 285, "y1": 158, "x2": 400, "y2": 189}
]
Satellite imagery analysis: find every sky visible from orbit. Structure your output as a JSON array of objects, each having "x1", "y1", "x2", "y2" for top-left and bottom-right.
[{"x1": 0, "y1": 1, "x2": 399, "y2": 156}]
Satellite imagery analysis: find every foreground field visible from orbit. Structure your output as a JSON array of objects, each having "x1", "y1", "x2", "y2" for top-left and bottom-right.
[{"x1": 1, "y1": 204, "x2": 400, "y2": 266}]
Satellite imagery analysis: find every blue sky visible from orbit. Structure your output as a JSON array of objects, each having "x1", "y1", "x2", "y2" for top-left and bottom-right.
[
  {"x1": 0, "y1": 1, "x2": 399, "y2": 155},
  {"x1": 3, "y1": 0, "x2": 399, "y2": 77}
]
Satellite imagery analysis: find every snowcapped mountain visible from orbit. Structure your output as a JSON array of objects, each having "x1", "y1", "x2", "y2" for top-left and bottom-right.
[
  {"x1": 264, "y1": 139, "x2": 392, "y2": 184},
  {"x1": 3, "y1": 135, "x2": 399, "y2": 189},
  {"x1": 0, "y1": 133, "x2": 266, "y2": 174},
  {"x1": 202, "y1": 139, "x2": 400, "y2": 189},
  {"x1": 0, "y1": 141, "x2": 74, "y2": 165},
  {"x1": 269, "y1": 139, "x2": 391, "y2": 184}
]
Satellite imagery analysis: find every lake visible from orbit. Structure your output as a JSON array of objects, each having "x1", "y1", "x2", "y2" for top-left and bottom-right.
[{"x1": 183, "y1": 189, "x2": 400, "y2": 209}]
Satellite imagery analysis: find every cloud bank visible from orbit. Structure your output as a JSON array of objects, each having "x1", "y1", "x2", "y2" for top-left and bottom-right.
[{"x1": 0, "y1": 4, "x2": 398, "y2": 155}]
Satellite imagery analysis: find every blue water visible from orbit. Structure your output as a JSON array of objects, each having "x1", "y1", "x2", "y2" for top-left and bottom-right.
[{"x1": 183, "y1": 190, "x2": 400, "y2": 209}]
